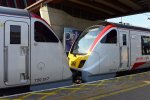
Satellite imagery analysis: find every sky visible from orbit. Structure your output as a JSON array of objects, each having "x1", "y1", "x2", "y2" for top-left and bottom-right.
[{"x1": 107, "y1": 12, "x2": 150, "y2": 29}]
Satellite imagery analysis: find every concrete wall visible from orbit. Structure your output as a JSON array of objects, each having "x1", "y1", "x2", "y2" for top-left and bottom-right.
[{"x1": 40, "y1": 5, "x2": 100, "y2": 41}]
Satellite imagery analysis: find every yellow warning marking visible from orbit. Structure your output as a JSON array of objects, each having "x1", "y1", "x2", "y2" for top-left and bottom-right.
[
  {"x1": 139, "y1": 72, "x2": 149, "y2": 76},
  {"x1": 50, "y1": 88, "x2": 64, "y2": 94},
  {"x1": 87, "y1": 83, "x2": 150, "y2": 100},
  {"x1": 115, "y1": 77, "x2": 122, "y2": 82},
  {"x1": 104, "y1": 79, "x2": 118, "y2": 83},
  {"x1": 39, "y1": 95, "x2": 49, "y2": 100},
  {"x1": 143, "y1": 81, "x2": 150, "y2": 84},
  {"x1": 143, "y1": 73, "x2": 148, "y2": 75},
  {"x1": 70, "y1": 85, "x2": 85, "y2": 94},
  {"x1": 96, "y1": 81, "x2": 106, "y2": 87},
  {"x1": 129, "y1": 75, "x2": 133, "y2": 80},
  {"x1": 31, "y1": 92, "x2": 56, "y2": 95},
  {"x1": 19, "y1": 93, "x2": 33, "y2": 99},
  {"x1": 13, "y1": 99, "x2": 22, "y2": 100},
  {"x1": 60, "y1": 87, "x2": 83, "y2": 90},
  {"x1": 19, "y1": 92, "x2": 56, "y2": 99},
  {"x1": 128, "y1": 74, "x2": 137, "y2": 78},
  {"x1": 139, "y1": 73, "x2": 147, "y2": 78},
  {"x1": 38, "y1": 93, "x2": 57, "y2": 100},
  {"x1": 84, "y1": 84, "x2": 105, "y2": 86}
]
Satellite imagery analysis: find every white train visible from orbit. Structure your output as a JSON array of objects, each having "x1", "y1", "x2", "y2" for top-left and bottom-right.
[
  {"x1": 0, "y1": 7, "x2": 72, "y2": 95},
  {"x1": 68, "y1": 22, "x2": 150, "y2": 82}
]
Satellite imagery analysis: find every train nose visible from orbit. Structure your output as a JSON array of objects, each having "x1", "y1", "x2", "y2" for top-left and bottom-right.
[{"x1": 68, "y1": 53, "x2": 89, "y2": 69}]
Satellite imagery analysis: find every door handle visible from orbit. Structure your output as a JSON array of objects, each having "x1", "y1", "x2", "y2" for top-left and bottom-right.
[
  {"x1": 20, "y1": 73, "x2": 29, "y2": 80},
  {"x1": 20, "y1": 46, "x2": 28, "y2": 56},
  {"x1": 4, "y1": 46, "x2": 8, "y2": 83},
  {"x1": 20, "y1": 46, "x2": 29, "y2": 81}
]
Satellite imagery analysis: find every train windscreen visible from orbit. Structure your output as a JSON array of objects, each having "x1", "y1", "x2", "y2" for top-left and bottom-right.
[{"x1": 72, "y1": 26, "x2": 104, "y2": 54}]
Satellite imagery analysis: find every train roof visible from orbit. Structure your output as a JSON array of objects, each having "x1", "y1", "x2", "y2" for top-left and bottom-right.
[
  {"x1": 99, "y1": 21, "x2": 150, "y2": 32},
  {"x1": 0, "y1": 6, "x2": 29, "y2": 17}
]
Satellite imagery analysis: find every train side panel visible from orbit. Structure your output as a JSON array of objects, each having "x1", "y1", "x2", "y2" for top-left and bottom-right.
[
  {"x1": 68, "y1": 23, "x2": 150, "y2": 83},
  {"x1": 0, "y1": 15, "x2": 72, "y2": 91},
  {"x1": 130, "y1": 30, "x2": 150, "y2": 70},
  {"x1": 0, "y1": 17, "x2": 5, "y2": 89},
  {"x1": 96, "y1": 27, "x2": 120, "y2": 74},
  {"x1": 81, "y1": 27, "x2": 120, "y2": 82},
  {"x1": 118, "y1": 28, "x2": 130, "y2": 71},
  {"x1": 30, "y1": 17, "x2": 72, "y2": 90},
  {"x1": 0, "y1": 15, "x2": 31, "y2": 89}
]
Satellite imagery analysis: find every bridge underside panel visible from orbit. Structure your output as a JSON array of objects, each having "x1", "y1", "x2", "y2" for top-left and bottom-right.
[
  {"x1": 25, "y1": 0, "x2": 150, "y2": 20},
  {"x1": 0, "y1": 0, "x2": 150, "y2": 20}
]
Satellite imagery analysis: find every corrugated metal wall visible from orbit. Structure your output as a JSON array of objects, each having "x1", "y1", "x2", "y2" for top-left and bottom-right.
[{"x1": 0, "y1": 0, "x2": 37, "y2": 8}]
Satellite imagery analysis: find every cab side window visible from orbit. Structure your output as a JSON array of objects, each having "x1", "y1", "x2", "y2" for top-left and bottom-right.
[
  {"x1": 34, "y1": 21, "x2": 59, "y2": 42},
  {"x1": 141, "y1": 36, "x2": 150, "y2": 55},
  {"x1": 101, "y1": 29, "x2": 117, "y2": 44},
  {"x1": 10, "y1": 25, "x2": 21, "y2": 44}
]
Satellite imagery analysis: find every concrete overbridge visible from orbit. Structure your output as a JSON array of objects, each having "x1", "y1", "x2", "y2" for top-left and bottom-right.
[
  {"x1": 26, "y1": 0, "x2": 150, "y2": 20},
  {"x1": 25, "y1": 0, "x2": 150, "y2": 40}
]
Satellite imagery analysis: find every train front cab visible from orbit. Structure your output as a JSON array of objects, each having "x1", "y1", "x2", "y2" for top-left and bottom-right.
[
  {"x1": 29, "y1": 14, "x2": 72, "y2": 91},
  {"x1": 68, "y1": 24, "x2": 131, "y2": 82},
  {"x1": 0, "y1": 8, "x2": 72, "y2": 95}
]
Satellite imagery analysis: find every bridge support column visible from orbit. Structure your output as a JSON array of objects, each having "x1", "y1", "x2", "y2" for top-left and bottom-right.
[{"x1": 40, "y1": 5, "x2": 99, "y2": 40}]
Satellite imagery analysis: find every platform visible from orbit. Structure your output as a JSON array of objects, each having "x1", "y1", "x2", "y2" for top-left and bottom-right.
[{"x1": 1, "y1": 71, "x2": 150, "y2": 100}]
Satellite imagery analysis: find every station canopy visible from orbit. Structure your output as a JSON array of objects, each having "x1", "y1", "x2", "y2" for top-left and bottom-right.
[{"x1": 26, "y1": 0, "x2": 150, "y2": 20}]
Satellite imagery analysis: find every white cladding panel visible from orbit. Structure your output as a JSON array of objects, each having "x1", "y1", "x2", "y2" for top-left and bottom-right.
[
  {"x1": 118, "y1": 29, "x2": 130, "y2": 71},
  {"x1": 98, "y1": 28, "x2": 120, "y2": 74},
  {"x1": 98, "y1": 44, "x2": 120, "y2": 74},
  {"x1": 0, "y1": 15, "x2": 72, "y2": 89},
  {"x1": 0, "y1": 16, "x2": 30, "y2": 88},
  {"x1": 130, "y1": 31, "x2": 141, "y2": 67},
  {"x1": 82, "y1": 27, "x2": 120, "y2": 74},
  {"x1": 83, "y1": 51, "x2": 100, "y2": 75},
  {"x1": 30, "y1": 18, "x2": 71, "y2": 85},
  {"x1": 130, "y1": 30, "x2": 150, "y2": 69},
  {"x1": 4, "y1": 21, "x2": 29, "y2": 86},
  {"x1": 0, "y1": 20, "x2": 4, "y2": 88}
]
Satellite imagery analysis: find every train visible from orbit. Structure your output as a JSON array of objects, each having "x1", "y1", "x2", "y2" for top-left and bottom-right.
[
  {"x1": 0, "y1": 7, "x2": 72, "y2": 96},
  {"x1": 68, "y1": 22, "x2": 150, "y2": 82},
  {"x1": 1, "y1": 6, "x2": 150, "y2": 96}
]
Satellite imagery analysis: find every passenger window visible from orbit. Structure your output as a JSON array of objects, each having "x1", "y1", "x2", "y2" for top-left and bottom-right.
[
  {"x1": 10, "y1": 25, "x2": 21, "y2": 44},
  {"x1": 101, "y1": 29, "x2": 117, "y2": 44},
  {"x1": 141, "y1": 36, "x2": 150, "y2": 55},
  {"x1": 34, "y1": 21, "x2": 59, "y2": 42},
  {"x1": 123, "y1": 34, "x2": 127, "y2": 45}
]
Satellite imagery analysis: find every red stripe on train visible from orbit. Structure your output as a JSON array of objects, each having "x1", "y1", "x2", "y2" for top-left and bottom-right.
[
  {"x1": 132, "y1": 62, "x2": 146, "y2": 70},
  {"x1": 89, "y1": 24, "x2": 116, "y2": 52}
]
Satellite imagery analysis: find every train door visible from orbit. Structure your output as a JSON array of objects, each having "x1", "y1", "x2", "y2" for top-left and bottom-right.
[
  {"x1": 30, "y1": 20, "x2": 63, "y2": 85},
  {"x1": 99, "y1": 28, "x2": 120, "y2": 74},
  {"x1": 4, "y1": 21, "x2": 29, "y2": 86},
  {"x1": 119, "y1": 29, "x2": 130, "y2": 71}
]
